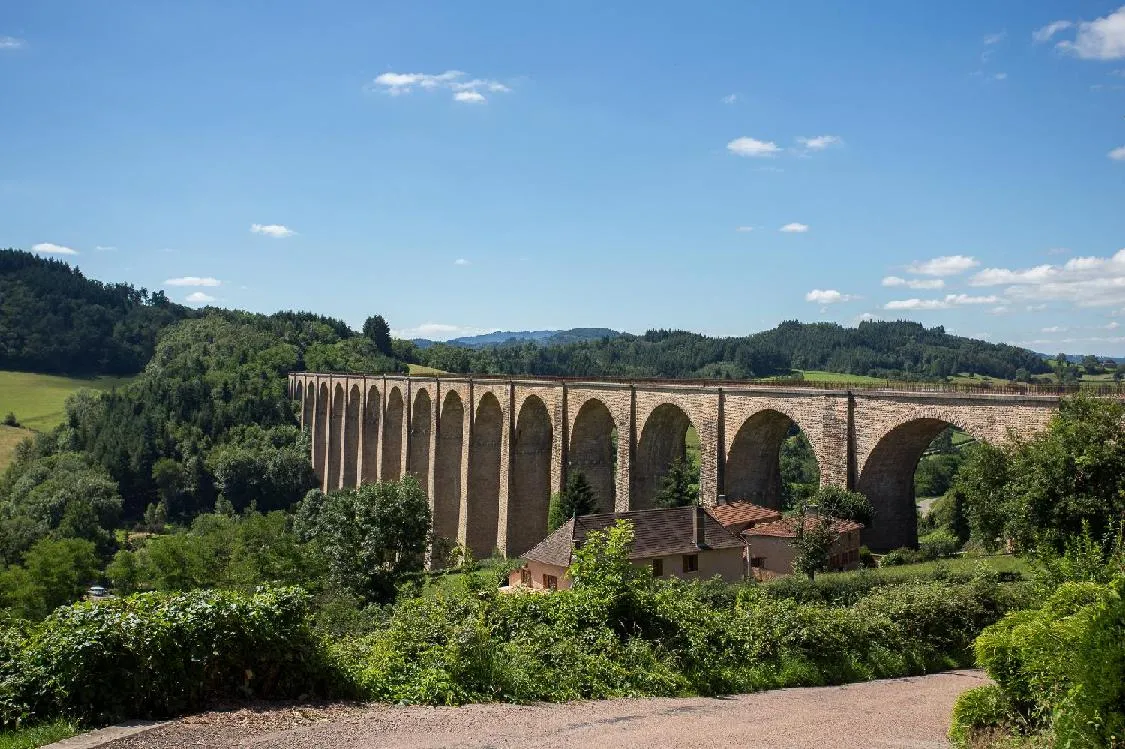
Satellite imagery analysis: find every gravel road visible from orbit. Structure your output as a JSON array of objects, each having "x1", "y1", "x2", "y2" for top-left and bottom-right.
[{"x1": 103, "y1": 670, "x2": 987, "y2": 749}]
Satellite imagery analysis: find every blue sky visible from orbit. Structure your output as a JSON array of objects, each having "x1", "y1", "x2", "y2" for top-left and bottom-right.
[{"x1": 2, "y1": 2, "x2": 1125, "y2": 353}]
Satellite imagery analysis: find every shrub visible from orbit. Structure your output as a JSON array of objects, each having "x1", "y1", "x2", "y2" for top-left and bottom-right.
[
  {"x1": 0, "y1": 587, "x2": 342, "y2": 728},
  {"x1": 879, "y1": 548, "x2": 918, "y2": 567},
  {"x1": 858, "y1": 545, "x2": 876, "y2": 569},
  {"x1": 968, "y1": 576, "x2": 1125, "y2": 747},
  {"x1": 948, "y1": 684, "x2": 1017, "y2": 748},
  {"x1": 918, "y1": 529, "x2": 961, "y2": 561},
  {"x1": 2, "y1": 413, "x2": 17, "y2": 428}
]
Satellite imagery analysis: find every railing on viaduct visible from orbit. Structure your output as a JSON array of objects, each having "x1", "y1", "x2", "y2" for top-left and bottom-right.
[{"x1": 289, "y1": 372, "x2": 1064, "y2": 556}]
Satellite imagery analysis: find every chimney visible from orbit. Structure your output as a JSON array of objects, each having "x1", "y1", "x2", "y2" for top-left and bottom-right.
[
  {"x1": 717, "y1": 494, "x2": 727, "y2": 506},
  {"x1": 693, "y1": 503, "x2": 706, "y2": 548}
]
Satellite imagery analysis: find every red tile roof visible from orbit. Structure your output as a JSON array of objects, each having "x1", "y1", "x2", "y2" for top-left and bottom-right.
[
  {"x1": 708, "y1": 501, "x2": 782, "y2": 528},
  {"x1": 521, "y1": 506, "x2": 746, "y2": 568},
  {"x1": 743, "y1": 516, "x2": 865, "y2": 539}
]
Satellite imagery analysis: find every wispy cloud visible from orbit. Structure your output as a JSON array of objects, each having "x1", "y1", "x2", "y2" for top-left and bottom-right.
[
  {"x1": 165, "y1": 276, "x2": 221, "y2": 287},
  {"x1": 906, "y1": 255, "x2": 979, "y2": 276},
  {"x1": 726, "y1": 136, "x2": 781, "y2": 157},
  {"x1": 805, "y1": 289, "x2": 855, "y2": 304},
  {"x1": 1042, "y1": 325, "x2": 1067, "y2": 333},
  {"x1": 735, "y1": 226, "x2": 754, "y2": 232},
  {"x1": 983, "y1": 31, "x2": 1007, "y2": 46},
  {"x1": 884, "y1": 293, "x2": 999, "y2": 310},
  {"x1": 969, "y1": 250, "x2": 1125, "y2": 307},
  {"x1": 184, "y1": 291, "x2": 216, "y2": 304},
  {"x1": 1056, "y1": 5, "x2": 1125, "y2": 59},
  {"x1": 1109, "y1": 145, "x2": 1125, "y2": 161},
  {"x1": 779, "y1": 222, "x2": 809, "y2": 233},
  {"x1": 721, "y1": 93, "x2": 738, "y2": 104},
  {"x1": 796, "y1": 135, "x2": 843, "y2": 153},
  {"x1": 390, "y1": 322, "x2": 487, "y2": 340},
  {"x1": 32, "y1": 242, "x2": 78, "y2": 255},
  {"x1": 1033, "y1": 20, "x2": 1073, "y2": 43},
  {"x1": 453, "y1": 258, "x2": 470, "y2": 266},
  {"x1": 94, "y1": 245, "x2": 117, "y2": 252},
  {"x1": 367, "y1": 70, "x2": 511, "y2": 103},
  {"x1": 882, "y1": 276, "x2": 945, "y2": 290},
  {"x1": 0, "y1": 36, "x2": 25, "y2": 50},
  {"x1": 250, "y1": 223, "x2": 295, "y2": 238}
]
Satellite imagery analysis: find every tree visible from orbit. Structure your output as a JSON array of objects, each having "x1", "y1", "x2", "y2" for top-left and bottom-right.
[
  {"x1": 790, "y1": 510, "x2": 837, "y2": 581},
  {"x1": 363, "y1": 315, "x2": 393, "y2": 356},
  {"x1": 653, "y1": 457, "x2": 698, "y2": 508},
  {"x1": 294, "y1": 477, "x2": 431, "y2": 603},
  {"x1": 151, "y1": 458, "x2": 188, "y2": 518},
  {"x1": 806, "y1": 485, "x2": 873, "y2": 526},
  {"x1": 1081, "y1": 354, "x2": 1103, "y2": 377},
  {"x1": 547, "y1": 470, "x2": 598, "y2": 531},
  {"x1": 951, "y1": 442, "x2": 1012, "y2": 552},
  {"x1": 19, "y1": 538, "x2": 99, "y2": 618}
]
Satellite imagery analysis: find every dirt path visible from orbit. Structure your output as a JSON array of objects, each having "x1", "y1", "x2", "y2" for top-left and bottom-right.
[{"x1": 105, "y1": 670, "x2": 988, "y2": 749}]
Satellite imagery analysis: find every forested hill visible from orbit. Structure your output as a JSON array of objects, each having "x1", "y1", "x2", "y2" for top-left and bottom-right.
[
  {"x1": 417, "y1": 320, "x2": 1051, "y2": 381},
  {"x1": 0, "y1": 249, "x2": 196, "y2": 375}
]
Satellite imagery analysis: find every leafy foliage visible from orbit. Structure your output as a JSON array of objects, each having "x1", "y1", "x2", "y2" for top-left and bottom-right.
[
  {"x1": 546, "y1": 470, "x2": 597, "y2": 532},
  {"x1": 652, "y1": 457, "x2": 698, "y2": 508}
]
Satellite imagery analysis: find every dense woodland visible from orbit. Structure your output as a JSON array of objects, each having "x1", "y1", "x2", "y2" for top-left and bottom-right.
[{"x1": 416, "y1": 321, "x2": 1052, "y2": 381}]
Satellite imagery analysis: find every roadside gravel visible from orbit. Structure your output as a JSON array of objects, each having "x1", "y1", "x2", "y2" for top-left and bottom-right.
[{"x1": 101, "y1": 669, "x2": 988, "y2": 749}]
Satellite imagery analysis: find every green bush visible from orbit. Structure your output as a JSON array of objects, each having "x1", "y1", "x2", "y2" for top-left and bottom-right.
[
  {"x1": 0, "y1": 587, "x2": 342, "y2": 728},
  {"x1": 969, "y1": 576, "x2": 1125, "y2": 747},
  {"x1": 919, "y1": 529, "x2": 961, "y2": 560},
  {"x1": 879, "y1": 548, "x2": 919, "y2": 567},
  {"x1": 948, "y1": 684, "x2": 1016, "y2": 748}
]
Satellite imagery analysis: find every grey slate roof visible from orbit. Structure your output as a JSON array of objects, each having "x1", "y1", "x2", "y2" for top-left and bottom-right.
[{"x1": 521, "y1": 506, "x2": 746, "y2": 568}]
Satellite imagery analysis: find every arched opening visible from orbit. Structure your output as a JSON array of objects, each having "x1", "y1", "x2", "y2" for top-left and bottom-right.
[
  {"x1": 313, "y1": 382, "x2": 329, "y2": 485},
  {"x1": 466, "y1": 392, "x2": 502, "y2": 558},
  {"x1": 343, "y1": 385, "x2": 361, "y2": 488},
  {"x1": 634, "y1": 403, "x2": 695, "y2": 510},
  {"x1": 361, "y1": 385, "x2": 379, "y2": 484},
  {"x1": 858, "y1": 418, "x2": 960, "y2": 551},
  {"x1": 433, "y1": 391, "x2": 464, "y2": 548},
  {"x1": 725, "y1": 410, "x2": 820, "y2": 509},
  {"x1": 407, "y1": 389, "x2": 432, "y2": 494},
  {"x1": 302, "y1": 382, "x2": 314, "y2": 431},
  {"x1": 508, "y1": 396, "x2": 553, "y2": 556},
  {"x1": 327, "y1": 383, "x2": 345, "y2": 490},
  {"x1": 381, "y1": 387, "x2": 404, "y2": 481},
  {"x1": 569, "y1": 398, "x2": 617, "y2": 512}
]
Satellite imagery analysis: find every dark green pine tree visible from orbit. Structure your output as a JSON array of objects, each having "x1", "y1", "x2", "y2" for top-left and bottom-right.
[
  {"x1": 653, "y1": 457, "x2": 698, "y2": 508},
  {"x1": 547, "y1": 470, "x2": 598, "y2": 532}
]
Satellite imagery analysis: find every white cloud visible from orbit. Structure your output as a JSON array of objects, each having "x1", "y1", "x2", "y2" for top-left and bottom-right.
[
  {"x1": 735, "y1": 226, "x2": 754, "y2": 232},
  {"x1": 882, "y1": 276, "x2": 945, "y2": 289},
  {"x1": 368, "y1": 69, "x2": 510, "y2": 103},
  {"x1": 906, "y1": 254, "x2": 979, "y2": 276},
  {"x1": 969, "y1": 249, "x2": 1125, "y2": 308},
  {"x1": 796, "y1": 135, "x2": 843, "y2": 152},
  {"x1": 453, "y1": 258, "x2": 470, "y2": 266},
  {"x1": 184, "y1": 291, "x2": 216, "y2": 304},
  {"x1": 805, "y1": 289, "x2": 855, "y2": 304},
  {"x1": 983, "y1": 31, "x2": 1007, "y2": 45},
  {"x1": 726, "y1": 136, "x2": 781, "y2": 157},
  {"x1": 988, "y1": 306, "x2": 1009, "y2": 315},
  {"x1": 1109, "y1": 145, "x2": 1125, "y2": 161},
  {"x1": 1042, "y1": 326, "x2": 1067, "y2": 333},
  {"x1": 779, "y1": 222, "x2": 809, "y2": 233},
  {"x1": 884, "y1": 293, "x2": 999, "y2": 310},
  {"x1": 721, "y1": 93, "x2": 738, "y2": 104},
  {"x1": 1057, "y1": 5, "x2": 1125, "y2": 60},
  {"x1": 1027, "y1": 304, "x2": 1048, "y2": 311},
  {"x1": 1033, "y1": 20, "x2": 1073, "y2": 43},
  {"x1": 165, "y1": 276, "x2": 221, "y2": 287},
  {"x1": 0, "y1": 36, "x2": 25, "y2": 50},
  {"x1": 993, "y1": 72, "x2": 1008, "y2": 80},
  {"x1": 1107, "y1": 321, "x2": 1121, "y2": 330},
  {"x1": 250, "y1": 223, "x2": 295, "y2": 238},
  {"x1": 94, "y1": 245, "x2": 117, "y2": 252},
  {"x1": 390, "y1": 322, "x2": 487, "y2": 340},
  {"x1": 32, "y1": 242, "x2": 78, "y2": 255},
  {"x1": 857, "y1": 312, "x2": 881, "y2": 322}
]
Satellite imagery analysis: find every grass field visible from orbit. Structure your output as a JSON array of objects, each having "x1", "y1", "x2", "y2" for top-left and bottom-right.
[
  {"x1": 407, "y1": 363, "x2": 449, "y2": 375},
  {"x1": 795, "y1": 370, "x2": 888, "y2": 385},
  {"x1": 0, "y1": 370, "x2": 133, "y2": 432},
  {"x1": 0, "y1": 720, "x2": 78, "y2": 749},
  {"x1": 0, "y1": 425, "x2": 34, "y2": 472}
]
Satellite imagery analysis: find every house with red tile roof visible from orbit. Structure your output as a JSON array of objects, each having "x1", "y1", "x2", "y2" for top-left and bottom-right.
[
  {"x1": 508, "y1": 505, "x2": 748, "y2": 591},
  {"x1": 707, "y1": 500, "x2": 783, "y2": 536},
  {"x1": 743, "y1": 516, "x2": 864, "y2": 579}
]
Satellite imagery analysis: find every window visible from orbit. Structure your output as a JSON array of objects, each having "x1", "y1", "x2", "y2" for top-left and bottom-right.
[
  {"x1": 682, "y1": 554, "x2": 699, "y2": 573},
  {"x1": 520, "y1": 568, "x2": 532, "y2": 586},
  {"x1": 652, "y1": 558, "x2": 664, "y2": 577},
  {"x1": 750, "y1": 556, "x2": 765, "y2": 568},
  {"x1": 543, "y1": 574, "x2": 558, "y2": 591}
]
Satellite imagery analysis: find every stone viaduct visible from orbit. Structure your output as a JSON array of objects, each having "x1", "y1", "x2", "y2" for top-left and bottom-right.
[{"x1": 288, "y1": 373, "x2": 1061, "y2": 556}]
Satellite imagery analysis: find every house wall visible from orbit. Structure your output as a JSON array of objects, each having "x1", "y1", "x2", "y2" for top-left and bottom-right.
[
  {"x1": 509, "y1": 559, "x2": 571, "y2": 591},
  {"x1": 637, "y1": 546, "x2": 746, "y2": 583},
  {"x1": 747, "y1": 529, "x2": 861, "y2": 577}
]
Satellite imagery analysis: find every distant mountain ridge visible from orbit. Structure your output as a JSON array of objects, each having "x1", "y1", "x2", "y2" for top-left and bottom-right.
[{"x1": 412, "y1": 327, "x2": 620, "y2": 349}]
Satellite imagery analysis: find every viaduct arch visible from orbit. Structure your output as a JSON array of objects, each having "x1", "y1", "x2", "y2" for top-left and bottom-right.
[{"x1": 291, "y1": 373, "x2": 1059, "y2": 558}]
